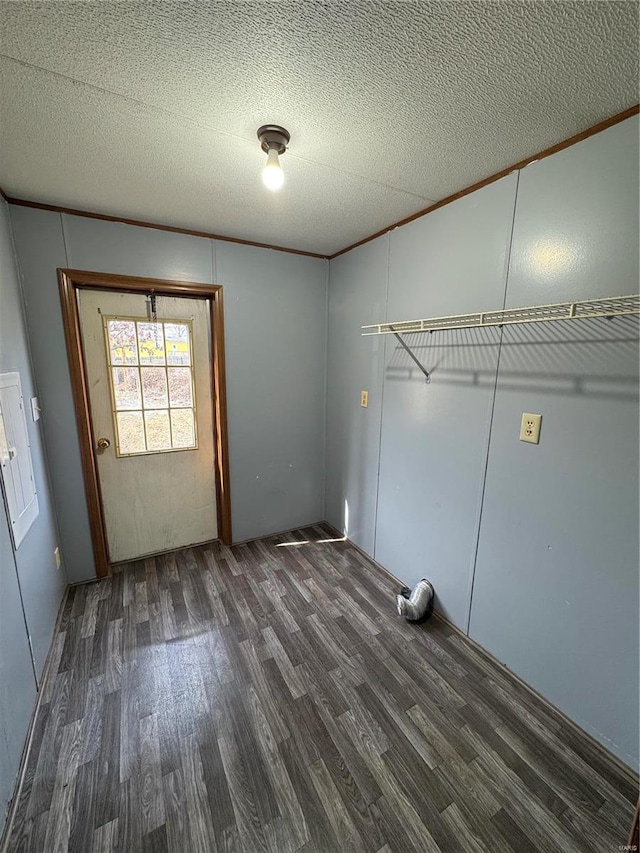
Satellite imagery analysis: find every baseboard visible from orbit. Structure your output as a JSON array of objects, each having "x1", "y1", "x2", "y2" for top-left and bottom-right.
[
  {"x1": 68, "y1": 522, "x2": 330, "y2": 586},
  {"x1": 322, "y1": 521, "x2": 639, "y2": 785},
  {"x1": 4, "y1": 519, "x2": 634, "y2": 851},
  {"x1": 0, "y1": 584, "x2": 71, "y2": 852},
  {"x1": 232, "y1": 520, "x2": 328, "y2": 547}
]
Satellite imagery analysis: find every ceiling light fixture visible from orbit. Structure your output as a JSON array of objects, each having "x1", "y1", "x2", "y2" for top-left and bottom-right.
[{"x1": 257, "y1": 124, "x2": 290, "y2": 191}]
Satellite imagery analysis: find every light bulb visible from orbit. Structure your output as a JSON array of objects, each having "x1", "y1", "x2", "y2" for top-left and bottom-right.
[{"x1": 262, "y1": 147, "x2": 284, "y2": 191}]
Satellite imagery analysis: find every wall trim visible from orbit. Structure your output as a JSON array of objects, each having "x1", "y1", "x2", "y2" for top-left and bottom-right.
[
  {"x1": 2, "y1": 104, "x2": 637, "y2": 262},
  {"x1": 0, "y1": 585, "x2": 71, "y2": 853},
  {"x1": 322, "y1": 522, "x2": 640, "y2": 782},
  {"x1": 3, "y1": 195, "x2": 329, "y2": 260},
  {"x1": 58, "y1": 268, "x2": 233, "y2": 578},
  {"x1": 329, "y1": 104, "x2": 640, "y2": 259}
]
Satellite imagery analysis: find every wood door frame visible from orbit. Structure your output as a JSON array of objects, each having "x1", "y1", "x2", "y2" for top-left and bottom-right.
[{"x1": 58, "y1": 268, "x2": 232, "y2": 578}]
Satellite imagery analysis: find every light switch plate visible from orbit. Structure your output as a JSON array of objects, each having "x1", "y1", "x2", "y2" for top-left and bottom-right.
[
  {"x1": 520, "y1": 412, "x2": 542, "y2": 444},
  {"x1": 30, "y1": 397, "x2": 40, "y2": 422},
  {"x1": 360, "y1": 390, "x2": 369, "y2": 408}
]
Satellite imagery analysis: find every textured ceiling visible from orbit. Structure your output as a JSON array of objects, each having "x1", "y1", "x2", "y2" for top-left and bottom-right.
[{"x1": 0, "y1": 1, "x2": 638, "y2": 256}]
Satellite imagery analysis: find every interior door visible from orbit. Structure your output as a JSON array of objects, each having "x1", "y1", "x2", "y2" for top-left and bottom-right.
[{"x1": 78, "y1": 288, "x2": 218, "y2": 563}]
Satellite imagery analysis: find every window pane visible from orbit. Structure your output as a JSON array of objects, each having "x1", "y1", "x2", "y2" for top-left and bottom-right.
[
  {"x1": 111, "y1": 367, "x2": 141, "y2": 410},
  {"x1": 106, "y1": 316, "x2": 196, "y2": 457},
  {"x1": 168, "y1": 368, "x2": 193, "y2": 408},
  {"x1": 117, "y1": 411, "x2": 146, "y2": 454},
  {"x1": 165, "y1": 323, "x2": 191, "y2": 365},
  {"x1": 141, "y1": 367, "x2": 168, "y2": 408},
  {"x1": 171, "y1": 409, "x2": 195, "y2": 448},
  {"x1": 107, "y1": 320, "x2": 138, "y2": 365},
  {"x1": 145, "y1": 410, "x2": 171, "y2": 451},
  {"x1": 137, "y1": 322, "x2": 165, "y2": 365}
]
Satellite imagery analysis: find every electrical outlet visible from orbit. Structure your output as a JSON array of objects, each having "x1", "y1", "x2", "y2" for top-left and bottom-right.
[
  {"x1": 520, "y1": 413, "x2": 542, "y2": 444},
  {"x1": 360, "y1": 390, "x2": 369, "y2": 408},
  {"x1": 54, "y1": 547, "x2": 61, "y2": 570}
]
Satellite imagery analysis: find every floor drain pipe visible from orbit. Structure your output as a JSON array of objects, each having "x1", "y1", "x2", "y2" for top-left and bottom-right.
[{"x1": 396, "y1": 580, "x2": 434, "y2": 623}]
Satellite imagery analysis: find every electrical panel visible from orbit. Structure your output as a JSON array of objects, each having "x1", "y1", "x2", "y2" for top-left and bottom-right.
[{"x1": 0, "y1": 372, "x2": 39, "y2": 548}]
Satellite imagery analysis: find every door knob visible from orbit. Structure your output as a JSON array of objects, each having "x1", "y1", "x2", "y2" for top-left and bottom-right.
[{"x1": 96, "y1": 437, "x2": 111, "y2": 452}]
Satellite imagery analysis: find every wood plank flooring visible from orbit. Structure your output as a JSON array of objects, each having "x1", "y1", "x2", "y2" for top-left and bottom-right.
[{"x1": 4, "y1": 523, "x2": 638, "y2": 852}]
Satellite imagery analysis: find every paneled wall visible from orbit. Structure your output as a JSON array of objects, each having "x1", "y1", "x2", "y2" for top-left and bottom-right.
[
  {"x1": 469, "y1": 121, "x2": 640, "y2": 764},
  {"x1": 10, "y1": 210, "x2": 328, "y2": 583},
  {"x1": 376, "y1": 174, "x2": 518, "y2": 630},
  {"x1": 326, "y1": 116, "x2": 640, "y2": 767},
  {"x1": 0, "y1": 198, "x2": 66, "y2": 827},
  {"x1": 325, "y1": 236, "x2": 388, "y2": 556},
  {"x1": 5, "y1": 114, "x2": 638, "y2": 789}
]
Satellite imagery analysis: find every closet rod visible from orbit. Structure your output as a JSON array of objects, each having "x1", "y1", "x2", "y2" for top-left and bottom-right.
[{"x1": 362, "y1": 294, "x2": 640, "y2": 337}]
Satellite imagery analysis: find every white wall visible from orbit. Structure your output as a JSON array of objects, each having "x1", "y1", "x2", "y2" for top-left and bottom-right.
[
  {"x1": 469, "y1": 120, "x2": 640, "y2": 764},
  {"x1": 326, "y1": 115, "x2": 640, "y2": 768},
  {"x1": 0, "y1": 198, "x2": 67, "y2": 828},
  {"x1": 9, "y1": 209, "x2": 328, "y2": 582},
  {"x1": 6, "y1": 114, "x2": 638, "y2": 776},
  {"x1": 326, "y1": 235, "x2": 388, "y2": 556},
  {"x1": 377, "y1": 174, "x2": 517, "y2": 629}
]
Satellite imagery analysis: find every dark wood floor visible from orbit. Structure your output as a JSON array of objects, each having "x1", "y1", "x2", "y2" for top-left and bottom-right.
[{"x1": 4, "y1": 523, "x2": 637, "y2": 853}]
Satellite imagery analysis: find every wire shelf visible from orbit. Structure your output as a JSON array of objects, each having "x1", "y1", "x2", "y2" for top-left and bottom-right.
[{"x1": 362, "y1": 294, "x2": 640, "y2": 336}]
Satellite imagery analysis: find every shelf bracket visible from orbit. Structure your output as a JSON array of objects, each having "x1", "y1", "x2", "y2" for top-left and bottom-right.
[{"x1": 390, "y1": 326, "x2": 431, "y2": 383}]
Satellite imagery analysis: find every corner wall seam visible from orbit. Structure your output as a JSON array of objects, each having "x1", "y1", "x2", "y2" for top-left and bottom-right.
[
  {"x1": 372, "y1": 232, "x2": 391, "y2": 561},
  {"x1": 321, "y1": 258, "x2": 330, "y2": 521},
  {"x1": 59, "y1": 212, "x2": 71, "y2": 267}
]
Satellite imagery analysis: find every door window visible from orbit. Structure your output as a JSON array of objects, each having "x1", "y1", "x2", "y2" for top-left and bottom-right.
[{"x1": 104, "y1": 317, "x2": 197, "y2": 456}]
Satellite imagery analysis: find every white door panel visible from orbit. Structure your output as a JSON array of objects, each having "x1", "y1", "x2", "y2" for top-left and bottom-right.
[{"x1": 78, "y1": 289, "x2": 217, "y2": 562}]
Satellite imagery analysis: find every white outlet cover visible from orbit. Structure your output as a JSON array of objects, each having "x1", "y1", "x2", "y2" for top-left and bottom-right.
[{"x1": 520, "y1": 412, "x2": 542, "y2": 444}]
